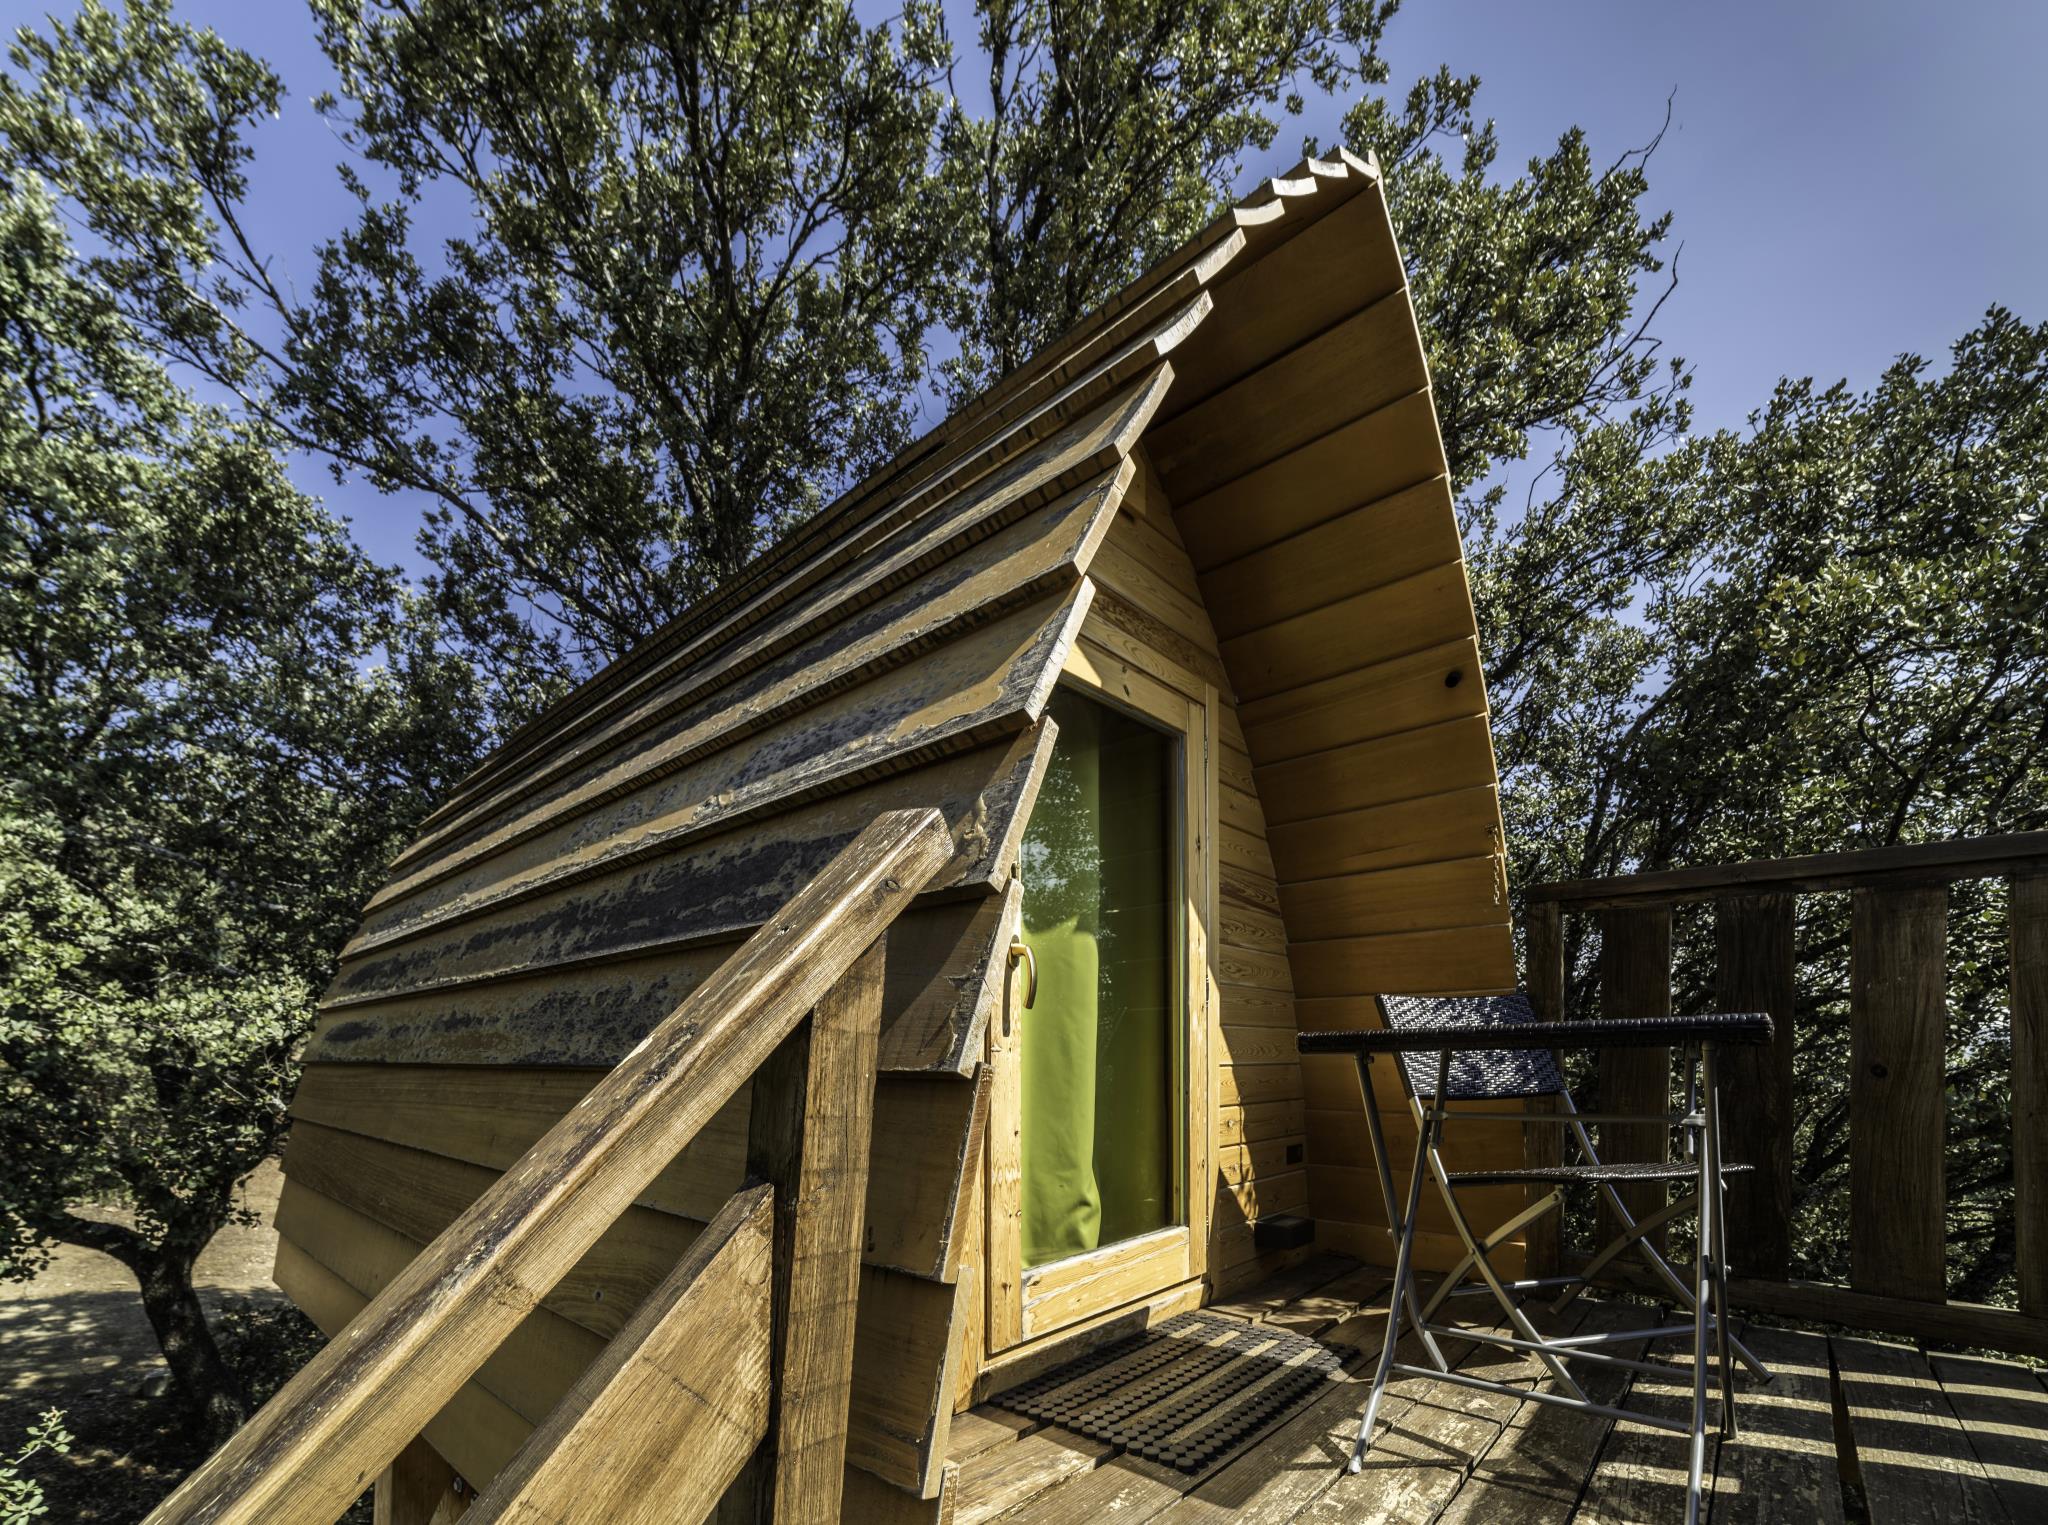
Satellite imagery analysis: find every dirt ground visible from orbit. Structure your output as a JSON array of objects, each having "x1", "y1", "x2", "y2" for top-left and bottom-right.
[{"x1": 0, "y1": 1161, "x2": 287, "y2": 1523}]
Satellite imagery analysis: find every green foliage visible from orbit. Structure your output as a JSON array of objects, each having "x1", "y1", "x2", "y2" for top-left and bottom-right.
[
  {"x1": 0, "y1": 1410, "x2": 69, "y2": 1525},
  {"x1": 937, "y1": 0, "x2": 1394, "y2": 398},
  {"x1": 0, "y1": 112, "x2": 488, "y2": 1434}
]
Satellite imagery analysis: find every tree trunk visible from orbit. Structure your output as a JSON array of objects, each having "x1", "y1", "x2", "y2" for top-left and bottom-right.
[{"x1": 133, "y1": 1245, "x2": 247, "y2": 1447}]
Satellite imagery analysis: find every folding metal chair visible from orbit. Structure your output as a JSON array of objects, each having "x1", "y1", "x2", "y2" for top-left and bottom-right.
[{"x1": 1299, "y1": 994, "x2": 1776, "y2": 1525}]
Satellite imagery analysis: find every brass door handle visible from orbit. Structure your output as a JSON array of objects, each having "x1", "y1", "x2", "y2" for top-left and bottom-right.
[{"x1": 1008, "y1": 936, "x2": 1037, "y2": 1010}]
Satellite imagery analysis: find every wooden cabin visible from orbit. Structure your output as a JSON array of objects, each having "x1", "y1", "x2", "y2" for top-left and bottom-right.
[{"x1": 273, "y1": 150, "x2": 1525, "y2": 1515}]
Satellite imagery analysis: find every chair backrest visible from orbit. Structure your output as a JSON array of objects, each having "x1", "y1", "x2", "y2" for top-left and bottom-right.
[{"x1": 1377, "y1": 993, "x2": 1567, "y2": 1100}]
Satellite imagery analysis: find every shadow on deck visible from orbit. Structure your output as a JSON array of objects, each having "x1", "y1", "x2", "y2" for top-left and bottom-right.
[{"x1": 947, "y1": 1253, "x2": 2048, "y2": 1524}]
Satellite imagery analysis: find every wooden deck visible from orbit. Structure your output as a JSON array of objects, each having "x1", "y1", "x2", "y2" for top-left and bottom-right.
[{"x1": 945, "y1": 1254, "x2": 2048, "y2": 1524}]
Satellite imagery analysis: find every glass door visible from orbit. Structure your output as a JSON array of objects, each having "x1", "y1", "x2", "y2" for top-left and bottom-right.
[
  {"x1": 1018, "y1": 687, "x2": 1183, "y2": 1266},
  {"x1": 987, "y1": 678, "x2": 1200, "y2": 1351}
]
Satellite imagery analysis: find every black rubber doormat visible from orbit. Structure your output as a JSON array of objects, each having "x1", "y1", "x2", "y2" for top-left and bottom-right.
[{"x1": 989, "y1": 1310, "x2": 1347, "y2": 1472}]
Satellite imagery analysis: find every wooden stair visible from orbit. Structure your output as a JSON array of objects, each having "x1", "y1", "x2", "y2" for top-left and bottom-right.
[{"x1": 143, "y1": 810, "x2": 955, "y2": 1525}]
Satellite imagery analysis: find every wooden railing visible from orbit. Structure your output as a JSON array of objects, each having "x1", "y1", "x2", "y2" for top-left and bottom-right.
[
  {"x1": 1525, "y1": 831, "x2": 2048, "y2": 1358},
  {"x1": 145, "y1": 808, "x2": 955, "y2": 1525}
]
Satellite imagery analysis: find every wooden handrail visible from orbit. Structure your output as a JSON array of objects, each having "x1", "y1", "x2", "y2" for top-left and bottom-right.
[
  {"x1": 1523, "y1": 832, "x2": 2048, "y2": 1359},
  {"x1": 147, "y1": 807, "x2": 953, "y2": 1525},
  {"x1": 1526, "y1": 829, "x2": 2048, "y2": 908}
]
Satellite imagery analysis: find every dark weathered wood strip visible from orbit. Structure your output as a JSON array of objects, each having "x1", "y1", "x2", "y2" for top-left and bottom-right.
[
  {"x1": 392, "y1": 434, "x2": 1136, "y2": 891},
  {"x1": 1529, "y1": 832, "x2": 2048, "y2": 908},
  {"x1": 312, "y1": 883, "x2": 1014, "y2": 1079},
  {"x1": 324, "y1": 727, "x2": 1051, "y2": 1014},
  {"x1": 2013, "y1": 873, "x2": 2048, "y2": 1319},
  {"x1": 349, "y1": 591, "x2": 1084, "y2": 958},
  {"x1": 1596, "y1": 907, "x2": 1673, "y2": 1246}
]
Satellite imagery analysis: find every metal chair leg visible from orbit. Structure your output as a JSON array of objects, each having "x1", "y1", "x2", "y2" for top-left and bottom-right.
[
  {"x1": 1685, "y1": 1047, "x2": 1719, "y2": 1525},
  {"x1": 1353, "y1": 1146, "x2": 1432, "y2": 1470},
  {"x1": 1709, "y1": 1066, "x2": 1740, "y2": 1437}
]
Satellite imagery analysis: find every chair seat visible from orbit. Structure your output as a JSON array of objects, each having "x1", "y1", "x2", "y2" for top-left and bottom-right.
[{"x1": 1447, "y1": 1160, "x2": 1755, "y2": 1186}]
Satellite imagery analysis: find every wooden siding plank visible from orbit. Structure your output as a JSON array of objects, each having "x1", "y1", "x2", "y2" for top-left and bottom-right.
[
  {"x1": 1277, "y1": 856, "x2": 1505, "y2": 942},
  {"x1": 1849, "y1": 886, "x2": 1949, "y2": 1303},
  {"x1": 1218, "y1": 561, "x2": 1474, "y2": 705},
  {"x1": 1200, "y1": 477, "x2": 1463, "y2": 642},
  {"x1": 288, "y1": 1066, "x2": 984, "y2": 1283},
  {"x1": 1254, "y1": 715, "x2": 1498, "y2": 828},
  {"x1": 1285, "y1": 924, "x2": 1517, "y2": 998},
  {"x1": 324, "y1": 727, "x2": 1053, "y2": 1015},
  {"x1": 390, "y1": 465, "x2": 1129, "y2": 905},
  {"x1": 350, "y1": 593, "x2": 1085, "y2": 958},
  {"x1": 1263, "y1": 787, "x2": 1501, "y2": 885},
  {"x1": 291, "y1": 1064, "x2": 747, "y2": 1220},
  {"x1": 1236, "y1": 636, "x2": 1485, "y2": 765},
  {"x1": 280, "y1": 1129, "x2": 702, "y2": 1344},
  {"x1": 311, "y1": 888, "x2": 1011, "y2": 1078},
  {"x1": 1174, "y1": 389, "x2": 1441, "y2": 573},
  {"x1": 1149, "y1": 289, "x2": 1428, "y2": 504}
]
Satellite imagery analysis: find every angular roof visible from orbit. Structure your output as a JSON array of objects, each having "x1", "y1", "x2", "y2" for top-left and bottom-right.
[{"x1": 309, "y1": 150, "x2": 1510, "y2": 1070}]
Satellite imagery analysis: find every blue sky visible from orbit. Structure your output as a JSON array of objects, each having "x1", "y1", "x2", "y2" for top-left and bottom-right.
[{"x1": 159, "y1": 0, "x2": 2048, "y2": 576}]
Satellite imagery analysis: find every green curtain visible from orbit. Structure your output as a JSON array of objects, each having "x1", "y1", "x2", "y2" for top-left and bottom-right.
[{"x1": 1019, "y1": 689, "x2": 1177, "y2": 1268}]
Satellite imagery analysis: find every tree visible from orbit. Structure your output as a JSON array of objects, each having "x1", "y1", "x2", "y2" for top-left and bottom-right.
[
  {"x1": 3, "y1": 0, "x2": 956, "y2": 679},
  {"x1": 936, "y1": 0, "x2": 1394, "y2": 399},
  {"x1": 5, "y1": 0, "x2": 1409, "y2": 677},
  {"x1": 0, "y1": 160, "x2": 486, "y2": 1441}
]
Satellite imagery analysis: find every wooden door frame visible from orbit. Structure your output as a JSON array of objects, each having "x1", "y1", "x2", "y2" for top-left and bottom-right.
[{"x1": 985, "y1": 638, "x2": 1217, "y2": 1352}]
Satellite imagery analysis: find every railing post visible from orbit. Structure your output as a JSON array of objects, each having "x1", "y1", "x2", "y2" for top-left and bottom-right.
[
  {"x1": 2013, "y1": 873, "x2": 2047, "y2": 1319},
  {"x1": 1595, "y1": 905, "x2": 1673, "y2": 1248},
  {"x1": 1523, "y1": 900, "x2": 1565, "y2": 1279},
  {"x1": 375, "y1": 1436, "x2": 465, "y2": 1525},
  {"x1": 1714, "y1": 894, "x2": 1797, "y2": 1280},
  {"x1": 1849, "y1": 886, "x2": 1948, "y2": 1302},
  {"x1": 734, "y1": 937, "x2": 887, "y2": 1525}
]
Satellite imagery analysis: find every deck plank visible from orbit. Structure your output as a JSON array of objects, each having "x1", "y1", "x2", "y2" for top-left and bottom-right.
[
  {"x1": 1257, "y1": 1265, "x2": 1392, "y2": 1340},
  {"x1": 1430, "y1": 1303, "x2": 1648, "y2": 1525},
  {"x1": 1832, "y1": 1335, "x2": 2011, "y2": 1525},
  {"x1": 1705, "y1": 1327, "x2": 1846, "y2": 1525},
  {"x1": 960, "y1": 1272, "x2": 2048, "y2": 1525},
  {"x1": 946, "y1": 1408, "x2": 1039, "y2": 1464},
  {"x1": 991, "y1": 1449, "x2": 1190, "y2": 1525},
  {"x1": 1206, "y1": 1252, "x2": 1359, "y2": 1322},
  {"x1": 1571, "y1": 1334, "x2": 1710, "y2": 1525},
  {"x1": 1297, "y1": 1312, "x2": 1569, "y2": 1524},
  {"x1": 954, "y1": 1426, "x2": 1113, "y2": 1525},
  {"x1": 1928, "y1": 1351, "x2": 2048, "y2": 1524}
]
